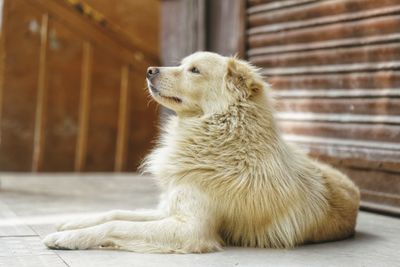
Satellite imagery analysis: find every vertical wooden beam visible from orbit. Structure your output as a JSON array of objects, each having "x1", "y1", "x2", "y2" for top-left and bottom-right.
[
  {"x1": 75, "y1": 41, "x2": 92, "y2": 172},
  {"x1": 161, "y1": 0, "x2": 206, "y2": 66},
  {"x1": 207, "y1": 0, "x2": 247, "y2": 58},
  {"x1": 115, "y1": 64, "x2": 130, "y2": 172},
  {"x1": 0, "y1": 0, "x2": 8, "y2": 144},
  {"x1": 32, "y1": 13, "x2": 49, "y2": 172}
]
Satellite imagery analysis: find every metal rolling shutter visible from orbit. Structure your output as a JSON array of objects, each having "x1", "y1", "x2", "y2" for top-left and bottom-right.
[{"x1": 247, "y1": 0, "x2": 400, "y2": 215}]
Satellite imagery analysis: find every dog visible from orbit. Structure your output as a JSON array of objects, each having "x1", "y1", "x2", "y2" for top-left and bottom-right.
[{"x1": 43, "y1": 52, "x2": 360, "y2": 253}]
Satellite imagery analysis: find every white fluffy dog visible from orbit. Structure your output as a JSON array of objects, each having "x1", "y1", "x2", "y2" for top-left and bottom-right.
[{"x1": 44, "y1": 52, "x2": 360, "y2": 253}]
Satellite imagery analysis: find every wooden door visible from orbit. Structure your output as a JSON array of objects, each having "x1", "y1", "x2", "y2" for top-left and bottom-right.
[{"x1": 0, "y1": 0, "x2": 159, "y2": 172}]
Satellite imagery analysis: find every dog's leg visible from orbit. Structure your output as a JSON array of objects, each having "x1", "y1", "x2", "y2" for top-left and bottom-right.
[
  {"x1": 57, "y1": 209, "x2": 166, "y2": 231},
  {"x1": 44, "y1": 218, "x2": 221, "y2": 253}
]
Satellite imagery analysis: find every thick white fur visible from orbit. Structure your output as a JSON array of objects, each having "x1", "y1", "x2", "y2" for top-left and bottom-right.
[{"x1": 43, "y1": 52, "x2": 360, "y2": 253}]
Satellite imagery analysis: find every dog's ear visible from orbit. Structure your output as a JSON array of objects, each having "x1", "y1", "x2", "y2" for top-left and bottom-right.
[{"x1": 225, "y1": 57, "x2": 264, "y2": 98}]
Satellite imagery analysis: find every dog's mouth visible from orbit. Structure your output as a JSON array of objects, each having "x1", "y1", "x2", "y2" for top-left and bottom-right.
[
  {"x1": 148, "y1": 81, "x2": 182, "y2": 104},
  {"x1": 158, "y1": 93, "x2": 182, "y2": 103}
]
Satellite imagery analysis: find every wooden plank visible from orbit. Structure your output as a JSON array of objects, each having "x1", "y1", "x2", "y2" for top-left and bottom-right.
[
  {"x1": 249, "y1": 5, "x2": 400, "y2": 35},
  {"x1": 0, "y1": 0, "x2": 9, "y2": 143},
  {"x1": 74, "y1": 41, "x2": 92, "y2": 172},
  {"x1": 275, "y1": 98, "x2": 400, "y2": 115},
  {"x1": 0, "y1": 0, "x2": 42, "y2": 171},
  {"x1": 32, "y1": 13, "x2": 49, "y2": 172},
  {"x1": 248, "y1": 0, "x2": 400, "y2": 28},
  {"x1": 248, "y1": 0, "x2": 272, "y2": 6},
  {"x1": 269, "y1": 71, "x2": 400, "y2": 90},
  {"x1": 248, "y1": 15, "x2": 400, "y2": 49},
  {"x1": 84, "y1": 45, "x2": 121, "y2": 172},
  {"x1": 250, "y1": 43, "x2": 400, "y2": 68},
  {"x1": 261, "y1": 61, "x2": 400, "y2": 76},
  {"x1": 285, "y1": 134, "x2": 400, "y2": 151},
  {"x1": 283, "y1": 134, "x2": 400, "y2": 155},
  {"x1": 277, "y1": 112, "x2": 400, "y2": 124},
  {"x1": 248, "y1": 33, "x2": 400, "y2": 56},
  {"x1": 115, "y1": 65, "x2": 130, "y2": 172},
  {"x1": 42, "y1": 17, "x2": 82, "y2": 172},
  {"x1": 272, "y1": 88, "x2": 400, "y2": 98},
  {"x1": 279, "y1": 121, "x2": 400, "y2": 143},
  {"x1": 247, "y1": 0, "x2": 322, "y2": 14}
]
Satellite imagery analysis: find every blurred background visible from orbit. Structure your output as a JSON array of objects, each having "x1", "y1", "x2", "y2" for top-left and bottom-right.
[{"x1": 0, "y1": 0, "x2": 399, "y2": 216}]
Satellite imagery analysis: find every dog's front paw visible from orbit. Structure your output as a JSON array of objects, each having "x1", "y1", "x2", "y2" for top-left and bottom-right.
[
  {"x1": 43, "y1": 232, "x2": 73, "y2": 249},
  {"x1": 43, "y1": 230, "x2": 94, "y2": 250}
]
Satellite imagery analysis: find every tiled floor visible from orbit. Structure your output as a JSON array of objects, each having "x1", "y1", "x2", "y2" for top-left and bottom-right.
[{"x1": 0, "y1": 174, "x2": 399, "y2": 267}]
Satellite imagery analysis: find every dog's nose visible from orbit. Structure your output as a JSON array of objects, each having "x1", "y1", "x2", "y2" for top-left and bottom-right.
[{"x1": 147, "y1": 67, "x2": 160, "y2": 79}]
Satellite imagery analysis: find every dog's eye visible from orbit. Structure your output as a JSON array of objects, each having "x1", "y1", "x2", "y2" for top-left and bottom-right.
[{"x1": 189, "y1": 66, "x2": 200, "y2": 74}]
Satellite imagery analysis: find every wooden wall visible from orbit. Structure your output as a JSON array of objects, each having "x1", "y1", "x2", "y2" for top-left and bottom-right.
[
  {"x1": 247, "y1": 0, "x2": 400, "y2": 215},
  {"x1": 0, "y1": 0, "x2": 159, "y2": 172}
]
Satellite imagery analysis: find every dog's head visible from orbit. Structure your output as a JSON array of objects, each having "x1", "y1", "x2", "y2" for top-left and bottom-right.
[{"x1": 146, "y1": 52, "x2": 266, "y2": 116}]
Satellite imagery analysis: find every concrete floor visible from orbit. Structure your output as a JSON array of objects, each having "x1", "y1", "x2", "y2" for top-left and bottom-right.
[{"x1": 0, "y1": 173, "x2": 399, "y2": 267}]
